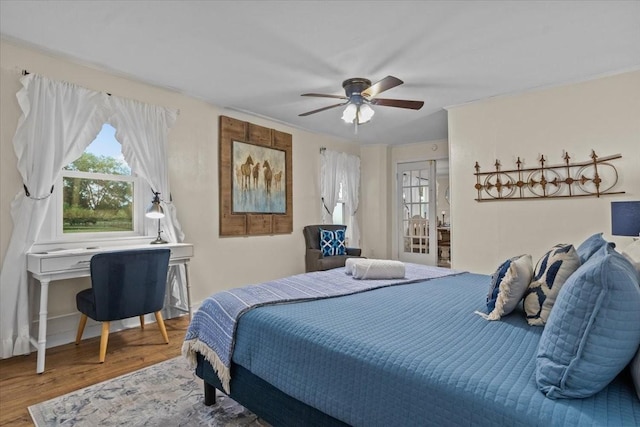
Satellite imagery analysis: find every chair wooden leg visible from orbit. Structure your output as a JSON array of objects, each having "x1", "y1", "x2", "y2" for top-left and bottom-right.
[
  {"x1": 139, "y1": 315, "x2": 145, "y2": 329},
  {"x1": 75, "y1": 314, "x2": 88, "y2": 344},
  {"x1": 99, "y1": 322, "x2": 110, "y2": 363},
  {"x1": 154, "y1": 311, "x2": 169, "y2": 344}
]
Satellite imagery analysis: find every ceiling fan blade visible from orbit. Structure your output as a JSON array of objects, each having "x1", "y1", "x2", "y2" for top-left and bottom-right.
[
  {"x1": 362, "y1": 76, "x2": 403, "y2": 98},
  {"x1": 370, "y1": 98, "x2": 424, "y2": 110},
  {"x1": 301, "y1": 93, "x2": 348, "y2": 100},
  {"x1": 299, "y1": 102, "x2": 349, "y2": 117}
]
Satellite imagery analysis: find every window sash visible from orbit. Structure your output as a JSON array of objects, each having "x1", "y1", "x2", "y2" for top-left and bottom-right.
[
  {"x1": 33, "y1": 172, "x2": 147, "y2": 245},
  {"x1": 62, "y1": 169, "x2": 134, "y2": 182}
]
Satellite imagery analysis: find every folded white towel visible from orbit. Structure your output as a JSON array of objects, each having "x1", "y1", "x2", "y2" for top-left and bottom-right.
[
  {"x1": 352, "y1": 259, "x2": 406, "y2": 280},
  {"x1": 345, "y1": 257, "x2": 362, "y2": 275}
]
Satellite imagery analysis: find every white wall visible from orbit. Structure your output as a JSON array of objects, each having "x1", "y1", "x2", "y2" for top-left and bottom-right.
[
  {"x1": 448, "y1": 71, "x2": 640, "y2": 274},
  {"x1": 0, "y1": 40, "x2": 359, "y2": 346},
  {"x1": 359, "y1": 145, "x2": 391, "y2": 259}
]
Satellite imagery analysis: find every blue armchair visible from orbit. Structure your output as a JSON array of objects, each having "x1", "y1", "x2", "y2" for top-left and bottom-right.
[{"x1": 75, "y1": 248, "x2": 171, "y2": 363}]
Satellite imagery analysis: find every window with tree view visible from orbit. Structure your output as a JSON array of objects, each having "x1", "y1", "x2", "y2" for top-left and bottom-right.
[{"x1": 62, "y1": 124, "x2": 134, "y2": 233}]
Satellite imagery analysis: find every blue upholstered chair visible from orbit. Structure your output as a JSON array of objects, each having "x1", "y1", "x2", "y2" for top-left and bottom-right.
[{"x1": 75, "y1": 248, "x2": 171, "y2": 363}]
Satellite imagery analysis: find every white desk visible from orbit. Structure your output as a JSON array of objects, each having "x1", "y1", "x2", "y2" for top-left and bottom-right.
[{"x1": 27, "y1": 242, "x2": 194, "y2": 374}]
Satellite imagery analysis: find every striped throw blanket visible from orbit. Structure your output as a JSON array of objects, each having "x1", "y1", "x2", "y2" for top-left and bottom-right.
[{"x1": 182, "y1": 263, "x2": 459, "y2": 392}]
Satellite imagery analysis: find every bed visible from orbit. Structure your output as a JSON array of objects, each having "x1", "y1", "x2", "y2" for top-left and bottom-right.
[{"x1": 184, "y1": 251, "x2": 640, "y2": 426}]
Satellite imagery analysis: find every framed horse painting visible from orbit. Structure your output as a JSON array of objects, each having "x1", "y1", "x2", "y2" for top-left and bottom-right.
[
  {"x1": 219, "y1": 116, "x2": 293, "y2": 236},
  {"x1": 232, "y1": 141, "x2": 286, "y2": 214}
]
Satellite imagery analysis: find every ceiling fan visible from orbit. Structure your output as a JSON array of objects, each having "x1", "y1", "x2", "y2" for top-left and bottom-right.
[{"x1": 299, "y1": 76, "x2": 424, "y2": 128}]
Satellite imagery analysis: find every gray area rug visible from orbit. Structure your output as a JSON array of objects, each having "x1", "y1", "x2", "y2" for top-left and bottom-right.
[{"x1": 29, "y1": 357, "x2": 270, "y2": 426}]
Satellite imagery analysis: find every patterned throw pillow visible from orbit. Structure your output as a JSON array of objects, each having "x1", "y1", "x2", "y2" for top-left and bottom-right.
[
  {"x1": 536, "y1": 244, "x2": 640, "y2": 399},
  {"x1": 523, "y1": 244, "x2": 581, "y2": 326},
  {"x1": 477, "y1": 254, "x2": 533, "y2": 321},
  {"x1": 319, "y1": 228, "x2": 346, "y2": 257}
]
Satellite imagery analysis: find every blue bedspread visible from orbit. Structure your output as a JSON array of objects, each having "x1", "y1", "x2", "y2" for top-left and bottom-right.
[
  {"x1": 183, "y1": 264, "x2": 458, "y2": 392},
  {"x1": 232, "y1": 272, "x2": 640, "y2": 426}
]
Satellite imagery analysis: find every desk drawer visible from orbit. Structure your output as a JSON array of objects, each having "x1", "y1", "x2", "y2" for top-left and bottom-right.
[
  {"x1": 28, "y1": 243, "x2": 193, "y2": 275},
  {"x1": 38, "y1": 253, "x2": 93, "y2": 274},
  {"x1": 169, "y1": 245, "x2": 194, "y2": 260}
]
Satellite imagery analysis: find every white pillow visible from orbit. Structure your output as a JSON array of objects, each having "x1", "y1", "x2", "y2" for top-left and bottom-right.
[
  {"x1": 477, "y1": 254, "x2": 533, "y2": 321},
  {"x1": 620, "y1": 240, "x2": 640, "y2": 275}
]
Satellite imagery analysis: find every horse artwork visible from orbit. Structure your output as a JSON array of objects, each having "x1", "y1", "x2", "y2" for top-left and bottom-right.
[
  {"x1": 232, "y1": 140, "x2": 286, "y2": 213},
  {"x1": 240, "y1": 155, "x2": 253, "y2": 190},
  {"x1": 273, "y1": 171, "x2": 283, "y2": 191},
  {"x1": 252, "y1": 162, "x2": 261, "y2": 189},
  {"x1": 235, "y1": 165, "x2": 242, "y2": 188},
  {"x1": 263, "y1": 160, "x2": 273, "y2": 195}
]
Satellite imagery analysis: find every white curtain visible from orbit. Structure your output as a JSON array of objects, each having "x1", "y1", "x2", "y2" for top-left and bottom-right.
[
  {"x1": 320, "y1": 149, "x2": 341, "y2": 224},
  {"x1": 341, "y1": 153, "x2": 361, "y2": 247},
  {"x1": 0, "y1": 74, "x2": 111, "y2": 358},
  {"x1": 109, "y1": 96, "x2": 186, "y2": 313},
  {"x1": 320, "y1": 149, "x2": 361, "y2": 247}
]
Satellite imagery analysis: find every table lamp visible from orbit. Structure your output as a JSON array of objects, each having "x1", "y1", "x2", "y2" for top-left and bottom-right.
[
  {"x1": 146, "y1": 191, "x2": 167, "y2": 244},
  {"x1": 611, "y1": 201, "x2": 640, "y2": 238}
]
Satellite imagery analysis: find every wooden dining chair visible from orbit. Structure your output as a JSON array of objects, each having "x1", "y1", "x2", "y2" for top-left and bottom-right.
[{"x1": 75, "y1": 248, "x2": 171, "y2": 363}]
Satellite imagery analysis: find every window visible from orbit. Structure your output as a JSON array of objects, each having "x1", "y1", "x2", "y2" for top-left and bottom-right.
[
  {"x1": 39, "y1": 124, "x2": 147, "y2": 243},
  {"x1": 62, "y1": 124, "x2": 133, "y2": 233},
  {"x1": 332, "y1": 183, "x2": 345, "y2": 225}
]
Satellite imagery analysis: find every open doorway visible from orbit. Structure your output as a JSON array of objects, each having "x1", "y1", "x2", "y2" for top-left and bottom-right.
[
  {"x1": 397, "y1": 161, "x2": 437, "y2": 265},
  {"x1": 436, "y1": 160, "x2": 451, "y2": 267}
]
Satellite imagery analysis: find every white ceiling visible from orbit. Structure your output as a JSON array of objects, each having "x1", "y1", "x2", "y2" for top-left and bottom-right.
[{"x1": 1, "y1": 1, "x2": 638, "y2": 145}]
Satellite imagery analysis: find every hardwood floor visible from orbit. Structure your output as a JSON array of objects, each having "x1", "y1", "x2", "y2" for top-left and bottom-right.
[{"x1": 0, "y1": 316, "x2": 190, "y2": 426}]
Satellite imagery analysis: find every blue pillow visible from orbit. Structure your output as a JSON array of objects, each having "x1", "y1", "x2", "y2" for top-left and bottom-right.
[
  {"x1": 523, "y1": 244, "x2": 581, "y2": 326},
  {"x1": 536, "y1": 244, "x2": 640, "y2": 399},
  {"x1": 319, "y1": 228, "x2": 346, "y2": 257},
  {"x1": 479, "y1": 254, "x2": 533, "y2": 321},
  {"x1": 631, "y1": 347, "x2": 640, "y2": 401},
  {"x1": 576, "y1": 232, "x2": 612, "y2": 264}
]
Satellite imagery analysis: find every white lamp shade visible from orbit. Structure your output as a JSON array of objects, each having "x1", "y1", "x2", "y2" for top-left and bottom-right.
[
  {"x1": 341, "y1": 104, "x2": 357, "y2": 123},
  {"x1": 358, "y1": 104, "x2": 375, "y2": 123}
]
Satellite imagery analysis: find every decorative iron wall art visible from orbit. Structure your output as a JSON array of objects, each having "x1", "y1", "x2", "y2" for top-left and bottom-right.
[{"x1": 473, "y1": 150, "x2": 624, "y2": 202}]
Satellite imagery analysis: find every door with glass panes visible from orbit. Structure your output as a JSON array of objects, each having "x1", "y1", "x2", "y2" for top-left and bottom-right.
[{"x1": 397, "y1": 161, "x2": 436, "y2": 265}]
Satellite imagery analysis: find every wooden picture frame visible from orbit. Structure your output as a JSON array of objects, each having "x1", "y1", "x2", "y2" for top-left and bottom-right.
[{"x1": 219, "y1": 116, "x2": 293, "y2": 236}]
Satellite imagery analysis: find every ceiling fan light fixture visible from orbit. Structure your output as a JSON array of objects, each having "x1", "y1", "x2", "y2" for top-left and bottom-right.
[
  {"x1": 300, "y1": 75, "x2": 421, "y2": 128},
  {"x1": 341, "y1": 103, "x2": 357, "y2": 123},
  {"x1": 342, "y1": 103, "x2": 375, "y2": 125},
  {"x1": 358, "y1": 103, "x2": 375, "y2": 124}
]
